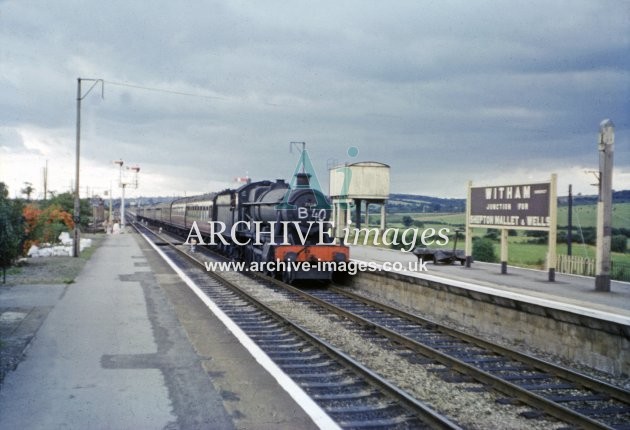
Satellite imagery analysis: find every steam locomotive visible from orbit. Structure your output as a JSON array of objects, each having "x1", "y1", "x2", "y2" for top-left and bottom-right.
[{"x1": 136, "y1": 172, "x2": 349, "y2": 283}]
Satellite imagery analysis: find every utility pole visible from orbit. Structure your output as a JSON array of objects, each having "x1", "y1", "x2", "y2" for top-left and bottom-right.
[
  {"x1": 595, "y1": 119, "x2": 614, "y2": 292},
  {"x1": 73, "y1": 78, "x2": 103, "y2": 257},
  {"x1": 567, "y1": 184, "x2": 572, "y2": 256}
]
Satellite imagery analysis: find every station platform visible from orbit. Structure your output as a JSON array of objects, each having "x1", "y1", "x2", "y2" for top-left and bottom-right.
[
  {"x1": 350, "y1": 245, "x2": 630, "y2": 323},
  {"x1": 0, "y1": 232, "x2": 318, "y2": 430},
  {"x1": 349, "y1": 245, "x2": 630, "y2": 377}
]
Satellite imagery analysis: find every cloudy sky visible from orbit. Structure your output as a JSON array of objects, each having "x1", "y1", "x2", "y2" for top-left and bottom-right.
[{"x1": 1, "y1": 0, "x2": 628, "y2": 200}]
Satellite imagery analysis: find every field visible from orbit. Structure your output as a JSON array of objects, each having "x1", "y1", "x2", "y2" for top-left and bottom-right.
[
  {"x1": 369, "y1": 203, "x2": 630, "y2": 275},
  {"x1": 387, "y1": 202, "x2": 630, "y2": 231}
]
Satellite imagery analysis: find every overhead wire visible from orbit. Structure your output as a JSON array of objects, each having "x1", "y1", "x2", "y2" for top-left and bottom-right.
[
  {"x1": 103, "y1": 80, "x2": 288, "y2": 107},
  {"x1": 104, "y1": 80, "x2": 229, "y2": 101}
]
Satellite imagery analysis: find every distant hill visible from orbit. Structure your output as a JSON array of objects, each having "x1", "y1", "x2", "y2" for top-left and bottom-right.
[
  {"x1": 387, "y1": 194, "x2": 466, "y2": 213},
  {"x1": 558, "y1": 190, "x2": 630, "y2": 206},
  {"x1": 387, "y1": 190, "x2": 630, "y2": 214}
]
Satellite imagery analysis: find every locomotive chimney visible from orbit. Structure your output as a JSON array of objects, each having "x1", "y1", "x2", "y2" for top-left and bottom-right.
[{"x1": 296, "y1": 173, "x2": 311, "y2": 187}]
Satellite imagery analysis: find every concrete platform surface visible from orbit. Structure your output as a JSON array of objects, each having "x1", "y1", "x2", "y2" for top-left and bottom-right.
[
  {"x1": 350, "y1": 245, "x2": 630, "y2": 320},
  {"x1": 0, "y1": 233, "x2": 318, "y2": 430}
]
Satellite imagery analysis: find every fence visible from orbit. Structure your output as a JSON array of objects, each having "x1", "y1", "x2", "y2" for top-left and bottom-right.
[
  {"x1": 556, "y1": 254, "x2": 630, "y2": 282},
  {"x1": 612, "y1": 261, "x2": 630, "y2": 283},
  {"x1": 556, "y1": 254, "x2": 596, "y2": 277}
]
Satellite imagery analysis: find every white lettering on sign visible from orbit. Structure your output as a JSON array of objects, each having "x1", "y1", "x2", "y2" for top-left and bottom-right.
[{"x1": 485, "y1": 186, "x2": 531, "y2": 200}]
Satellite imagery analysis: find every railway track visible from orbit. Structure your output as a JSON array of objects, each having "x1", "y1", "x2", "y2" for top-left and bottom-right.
[
  {"x1": 298, "y1": 287, "x2": 630, "y2": 430},
  {"x1": 228, "y1": 263, "x2": 629, "y2": 430},
  {"x1": 134, "y1": 221, "x2": 630, "y2": 429},
  {"x1": 133, "y1": 222, "x2": 461, "y2": 429}
]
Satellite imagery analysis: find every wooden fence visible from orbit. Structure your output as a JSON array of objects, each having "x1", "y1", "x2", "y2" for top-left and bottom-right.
[{"x1": 556, "y1": 254, "x2": 596, "y2": 277}]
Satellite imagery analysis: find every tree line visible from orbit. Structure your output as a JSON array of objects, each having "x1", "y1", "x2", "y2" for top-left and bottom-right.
[{"x1": 0, "y1": 182, "x2": 91, "y2": 283}]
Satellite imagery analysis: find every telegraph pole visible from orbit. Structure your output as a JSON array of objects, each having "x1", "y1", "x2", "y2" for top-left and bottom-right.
[
  {"x1": 567, "y1": 184, "x2": 573, "y2": 256},
  {"x1": 73, "y1": 79, "x2": 81, "y2": 257},
  {"x1": 73, "y1": 78, "x2": 103, "y2": 257},
  {"x1": 595, "y1": 119, "x2": 614, "y2": 292}
]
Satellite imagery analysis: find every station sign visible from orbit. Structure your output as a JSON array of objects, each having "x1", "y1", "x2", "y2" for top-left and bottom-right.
[
  {"x1": 468, "y1": 182, "x2": 551, "y2": 229},
  {"x1": 465, "y1": 175, "x2": 557, "y2": 281}
]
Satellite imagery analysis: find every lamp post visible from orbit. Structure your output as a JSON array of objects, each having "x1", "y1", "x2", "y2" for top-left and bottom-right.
[
  {"x1": 595, "y1": 119, "x2": 614, "y2": 292},
  {"x1": 73, "y1": 78, "x2": 103, "y2": 257}
]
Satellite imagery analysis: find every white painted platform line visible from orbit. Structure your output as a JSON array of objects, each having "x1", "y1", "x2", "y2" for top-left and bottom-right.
[
  {"x1": 353, "y1": 258, "x2": 630, "y2": 326},
  {"x1": 140, "y1": 231, "x2": 341, "y2": 430}
]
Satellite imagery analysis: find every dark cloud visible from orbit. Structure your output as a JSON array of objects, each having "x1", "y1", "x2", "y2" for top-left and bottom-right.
[{"x1": 1, "y1": 0, "x2": 628, "y2": 197}]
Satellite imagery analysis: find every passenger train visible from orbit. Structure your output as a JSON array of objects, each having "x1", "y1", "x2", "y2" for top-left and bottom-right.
[{"x1": 136, "y1": 172, "x2": 349, "y2": 283}]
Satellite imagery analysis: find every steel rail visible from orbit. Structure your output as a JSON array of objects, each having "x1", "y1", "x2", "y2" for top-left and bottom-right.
[
  {"x1": 333, "y1": 286, "x2": 630, "y2": 406},
  {"x1": 252, "y1": 276, "x2": 626, "y2": 430},
  {"x1": 132, "y1": 222, "x2": 461, "y2": 430},
  {"x1": 134, "y1": 220, "x2": 629, "y2": 428}
]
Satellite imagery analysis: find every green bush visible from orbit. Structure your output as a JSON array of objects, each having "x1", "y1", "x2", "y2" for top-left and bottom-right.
[
  {"x1": 611, "y1": 235, "x2": 628, "y2": 253},
  {"x1": 0, "y1": 183, "x2": 26, "y2": 283},
  {"x1": 473, "y1": 238, "x2": 497, "y2": 263},
  {"x1": 402, "y1": 215, "x2": 414, "y2": 228}
]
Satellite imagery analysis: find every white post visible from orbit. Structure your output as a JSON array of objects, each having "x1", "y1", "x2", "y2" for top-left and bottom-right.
[
  {"x1": 380, "y1": 204, "x2": 386, "y2": 230},
  {"x1": 465, "y1": 180, "x2": 473, "y2": 267},
  {"x1": 595, "y1": 119, "x2": 614, "y2": 291},
  {"x1": 500, "y1": 228, "x2": 509, "y2": 274},
  {"x1": 548, "y1": 173, "x2": 558, "y2": 281}
]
